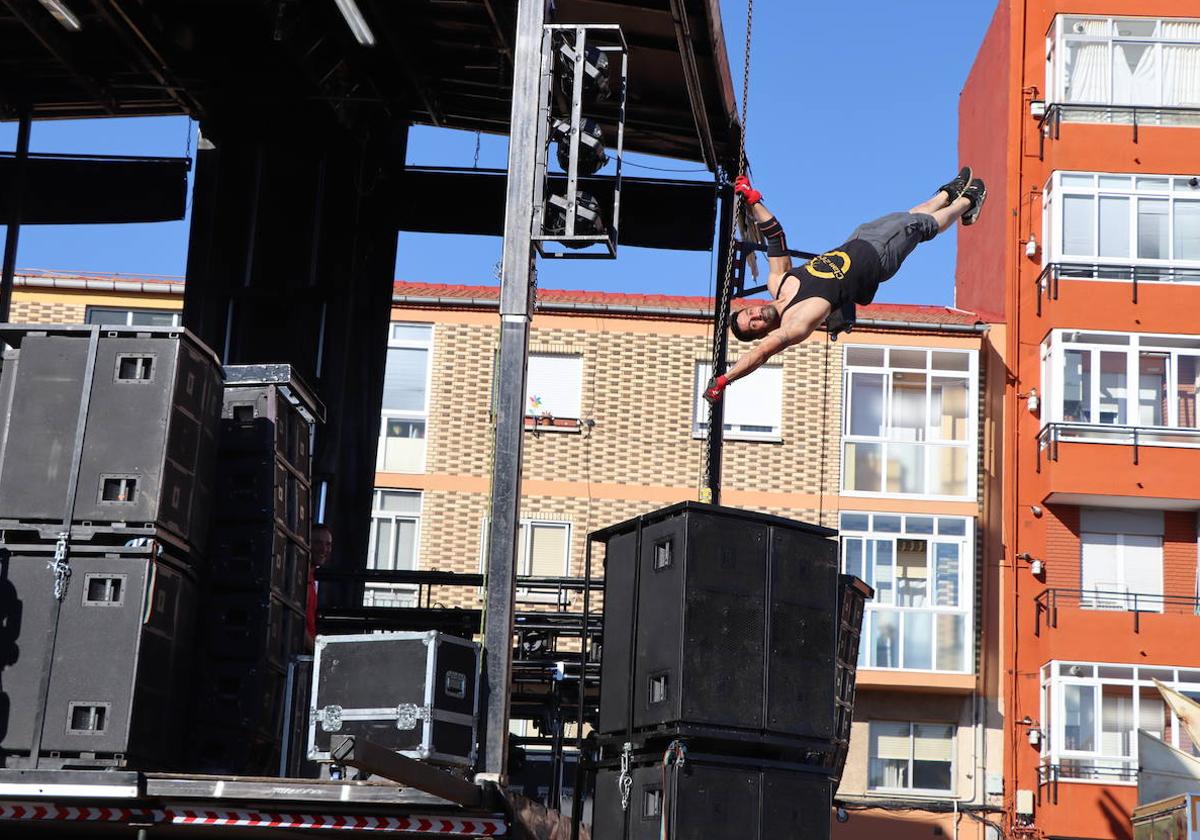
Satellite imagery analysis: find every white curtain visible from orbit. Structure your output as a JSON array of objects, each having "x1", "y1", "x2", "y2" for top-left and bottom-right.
[
  {"x1": 1162, "y1": 21, "x2": 1200, "y2": 107},
  {"x1": 1065, "y1": 20, "x2": 1111, "y2": 102},
  {"x1": 1113, "y1": 41, "x2": 1159, "y2": 105}
]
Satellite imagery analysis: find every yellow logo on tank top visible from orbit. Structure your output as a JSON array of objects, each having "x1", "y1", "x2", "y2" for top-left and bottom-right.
[{"x1": 804, "y1": 250, "x2": 851, "y2": 280}]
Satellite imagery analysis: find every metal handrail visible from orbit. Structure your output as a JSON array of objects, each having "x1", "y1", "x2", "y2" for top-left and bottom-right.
[
  {"x1": 1034, "y1": 261, "x2": 1200, "y2": 313},
  {"x1": 1037, "y1": 762, "x2": 1135, "y2": 804},
  {"x1": 1034, "y1": 587, "x2": 1200, "y2": 635},
  {"x1": 1035, "y1": 422, "x2": 1200, "y2": 469},
  {"x1": 1038, "y1": 102, "x2": 1200, "y2": 158}
]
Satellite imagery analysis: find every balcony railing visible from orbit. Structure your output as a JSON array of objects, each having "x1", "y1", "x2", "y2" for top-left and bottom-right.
[
  {"x1": 1034, "y1": 587, "x2": 1200, "y2": 635},
  {"x1": 1037, "y1": 761, "x2": 1136, "y2": 803},
  {"x1": 1036, "y1": 422, "x2": 1200, "y2": 469},
  {"x1": 1038, "y1": 103, "x2": 1200, "y2": 159},
  {"x1": 1035, "y1": 262, "x2": 1200, "y2": 313}
]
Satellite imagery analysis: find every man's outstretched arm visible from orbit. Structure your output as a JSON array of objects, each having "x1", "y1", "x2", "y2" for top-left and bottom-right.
[{"x1": 703, "y1": 329, "x2": 793, "y2": 405}]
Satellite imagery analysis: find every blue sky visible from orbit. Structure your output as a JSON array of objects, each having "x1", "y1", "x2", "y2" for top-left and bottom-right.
[{"x1": 0, "y1": 0, "x2": 996, "y2": 307}]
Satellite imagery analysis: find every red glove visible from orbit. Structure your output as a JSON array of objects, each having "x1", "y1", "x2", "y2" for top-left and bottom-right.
[
  {"x1": 704, "y1": 374, "x2": 729, "y2": 405},
  {"x1": 733, "y1": 175, "x2": 762, "y2": 206}
]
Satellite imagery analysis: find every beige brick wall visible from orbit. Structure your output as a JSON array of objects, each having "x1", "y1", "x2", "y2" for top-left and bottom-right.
[
  {"x1": 400, "y1": 308, "x2": 848, "y2": 609},
  {"x1": 394, "y1": 309, "x2": 993, "y2": 582},
  {"x1": 423, "y1": 316, "x2": 841, "y2": 509},
  {"x1": 9, "y1": 300, "x2": 87, "y2": 323}
]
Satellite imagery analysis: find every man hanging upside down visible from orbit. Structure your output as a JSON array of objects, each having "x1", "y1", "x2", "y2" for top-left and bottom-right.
[{"x1": 703, "y1": 168, "x2": 987, "y2": 404}]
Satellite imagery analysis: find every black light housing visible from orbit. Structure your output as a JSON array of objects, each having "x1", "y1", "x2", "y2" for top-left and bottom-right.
[
  {"x1": 544, "y1": 191, "x2": 605, "y2": 248},
  {"x1": 556, "y1": 37, "x2": 610, "y2": 103},
  {"x1": 552, "y1": 118, "x2": 608, "y2": 176}
]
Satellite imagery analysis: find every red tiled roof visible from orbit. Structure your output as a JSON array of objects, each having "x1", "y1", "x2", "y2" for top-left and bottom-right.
[
  {"x1": 392, "y1": 281, "x2": 987, "y2": 326},
  {"x1": 17, "y1": 269, "x2": 185, "y2": 287},
  {"x1": 10, "y1": 271, "x2": 986, "y2": 326}
]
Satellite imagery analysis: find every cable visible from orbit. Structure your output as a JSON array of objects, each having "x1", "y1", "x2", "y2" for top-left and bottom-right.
[{"x1": 621, "y1": 160, "x2": 710, "y2": 174}]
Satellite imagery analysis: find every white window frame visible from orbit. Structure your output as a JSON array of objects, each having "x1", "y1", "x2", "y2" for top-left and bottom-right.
[
  {"x1": 364, "y1": 489, "x2": 421, "y2": 607},
  {"x1": 524, "y1": 353, "x2": 584, "y2": 431},
  {"x1": 1041, "y1": 660, "x2": 1200, "y2": 785},
  {"x1": 1041, "y1": 328, "x2": 1200, "y2": 447},
  {"x1": 1046, "y1": 15, "x2": 1200, "y2": 112},
  {"x1": 1080, "y1": 531, "x2": 1164, "y2": 613},
  {"x1": 479, "y1": 517, "x2": 572, "y2": 604},
  {"x1": 378, "y1": 322, "x2": 434, "y2": 474},
  {"x1": 841, "y1": 346, "x2": 978, "y2": 501},
  {"x1": 840, "y1": 512, "x2": 974, "y2": 675},
  {"x1": 84, "y1": 306, "x2": 182, "y2": 327},
  {"x1": 691, "y1": 361, "x2": 784, "y2": 442},
  {"x1": 867, "y1": 720, "x2": 956, "y2": 796},
  {"x1": 1042, "y1": 171, "x2": 1200, "y2": 275}
]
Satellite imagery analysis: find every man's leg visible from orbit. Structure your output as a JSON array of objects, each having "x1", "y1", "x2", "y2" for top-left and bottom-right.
[
  {"x1": 930, "y1": 195, "x2": 973, "y2": 233},
  {"x1": 909, "y1": 191, "x2": 951, "y2": 216}
]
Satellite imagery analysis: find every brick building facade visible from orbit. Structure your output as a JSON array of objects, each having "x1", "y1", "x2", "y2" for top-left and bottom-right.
[{"x1": 6, "y1": 270, "x2": 1002, "y2": 836}]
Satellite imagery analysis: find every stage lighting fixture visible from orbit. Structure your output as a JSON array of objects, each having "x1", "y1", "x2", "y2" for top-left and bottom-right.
[
  {"x1": 545, "y1": 191, "x2": 605, "y2": 248},
  {"x1": 332, "y1": 0, "x2": 376, "y2": 46},
  {"x1": 556, "y1": 37, "x2": 610, "y2": 102},
  {"x1": 37, "y1": 0, "x2": 82, "y2": 31},
  {"x1": 552, "y1": 118, "x2": 608, "y2": 176}
]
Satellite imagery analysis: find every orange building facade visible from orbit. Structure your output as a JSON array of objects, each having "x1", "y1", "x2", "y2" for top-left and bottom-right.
[{"x1": 959, "y1": 2, "x2": 1200, "y2": 838}]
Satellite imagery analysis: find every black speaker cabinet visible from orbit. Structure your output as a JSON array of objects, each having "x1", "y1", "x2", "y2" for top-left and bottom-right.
[
  {"x1": 593, "y1": 753, "x2": 832, "y2": 840},
  {"x1": 595, "y1": 503, "x2": 839, "y2": 745},
  {"x1": 0, "y1": 326, "x2": 223, "y2": 555},
  {"x1": 0, "y1": 547, "x2": 197, "y2": 768},
  {"x1": 221, "y1": 364, "x2": 322, "y2": 479},
  {"x1": 209, "y1": 523, "x2": 309, "y2": 611}
]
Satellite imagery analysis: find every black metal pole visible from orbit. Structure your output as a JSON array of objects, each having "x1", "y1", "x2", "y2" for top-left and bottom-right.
[
  {"x1": 569, "y1": 535, "x2": 594, "y2": 840},
  {"x1": 0, "y1": 107, "x2": 33, "y2": 323},
  {"x1": 705, "y1": 186, "x2": 735, "y2": 504}
]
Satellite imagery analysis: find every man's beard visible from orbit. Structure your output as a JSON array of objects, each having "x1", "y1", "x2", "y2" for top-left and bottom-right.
[{"x1": 762, "y1": 304, "x2": 778, "y2": 325}]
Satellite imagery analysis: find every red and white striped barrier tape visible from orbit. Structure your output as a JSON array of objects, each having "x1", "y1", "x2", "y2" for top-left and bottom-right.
[{"x1": 0, "y1": 802, "x2": 506, "y2": 835}]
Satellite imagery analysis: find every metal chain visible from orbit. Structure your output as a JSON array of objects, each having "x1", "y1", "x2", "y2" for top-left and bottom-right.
[
  {"x1": 474, "y1": 130, "x2": 482, "y2": 168},
  {"x1": 702, "y1": 0, "x2": 754, "y2": 498},
  {"x1": 618, "y1": 741, "x2": 633, "y2": 811},
  {"x1": 47, "y1": 531, "x2": 71, "y2": 601}
]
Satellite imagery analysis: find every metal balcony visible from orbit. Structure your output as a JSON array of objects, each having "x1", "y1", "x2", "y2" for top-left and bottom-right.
[
  {"x1": 1038, "y1": 102, "x2": 1200, "y2": 159},
  {"x1": 1034, "y1": 587, "x2": 1200, "y2": 635},
  {"x1": 1034, "y1": 262, "x2": 1200, "y2": 314}
]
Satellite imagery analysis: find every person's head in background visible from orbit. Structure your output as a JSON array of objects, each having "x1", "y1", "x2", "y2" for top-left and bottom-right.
[{"x1": 312, "y1": 524, "x2": 333, "y2": 568}]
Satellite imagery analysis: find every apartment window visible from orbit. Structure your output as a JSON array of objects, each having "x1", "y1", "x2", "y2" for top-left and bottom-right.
[
  {"x1": 480, "y1": 518, "x2": 571, "y2": 602},
  {"x1": 1046, "y1": 16, "x2": 1200, "y2": 112},
  {"x1": 1041, "y1": 662, "x2": 1200, "y2": 782},
  {"x1": 364, "y1": 490, "x2": 420, "y2": 608},
  {"x1": 841, "y1": 512, "x2": 973, "y2": 674},
  {"x1": 379, "y1": 323, "x2": 433, "y2": 473},
  {"x1": 1044, "y1": 172, "x2": 1200, "y2": 272},
  {"x1": 1042, "y1": 330, "x2": 1200, "y2": 442},
  {"x1": 692, "y1": 362, "x2": 783, "y2": 441},
  {"x1": 526, "y1": 353, "x2": 583, "y2": 425},
  {"x1": 85, "y1": 307, "x2": 181, "y2": 327},
  {"x1": 868, "y1": 721, "x2": 954, "y2": 794},
  {"x1": 1079, "y1": 509, "x2": 1164, "y2": 612},
  {"x1": 842, "y1": 346, "x2": 976, "y2": 498}
]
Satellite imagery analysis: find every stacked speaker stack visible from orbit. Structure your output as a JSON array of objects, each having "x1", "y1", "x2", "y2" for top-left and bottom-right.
[
  {"x1": 590, "y1": 503, "x2": 871, "y2": 840},
  {"x1": 0, "y1": 325, "x2": 223, "y2": 770},
  {"x1": 188, "y1": 364, "x2": 321, "y2": 775}
]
